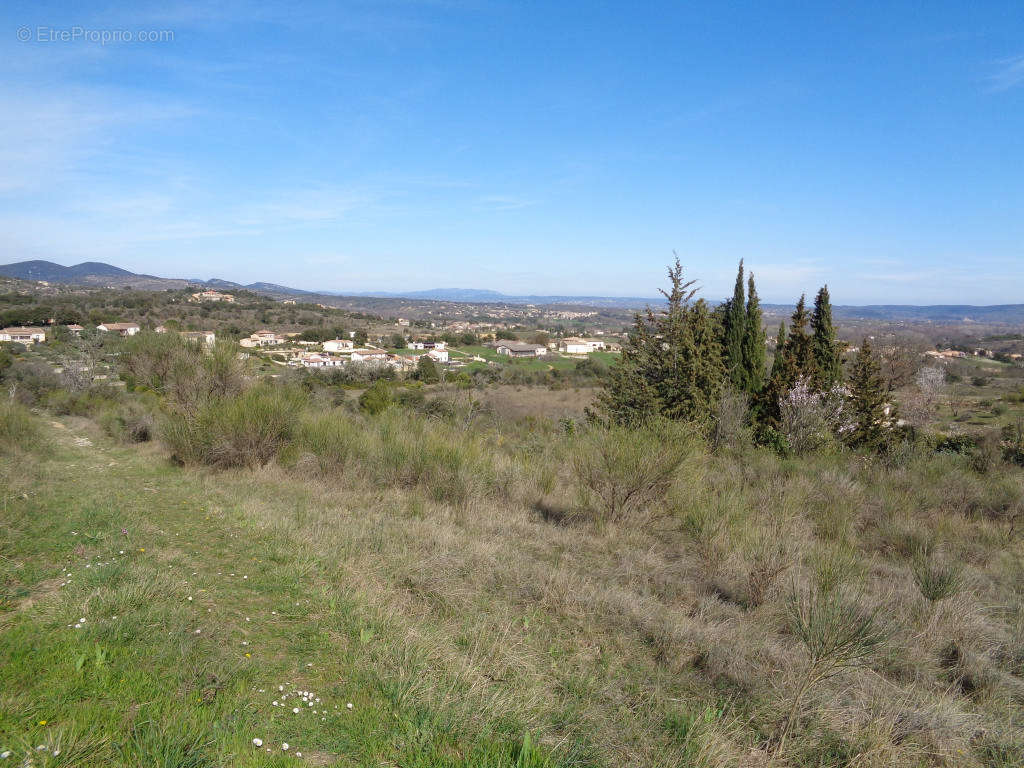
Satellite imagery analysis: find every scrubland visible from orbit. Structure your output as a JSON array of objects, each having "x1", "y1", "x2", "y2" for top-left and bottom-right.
[{"x1": 1, "y1": 375, "x2": 1022, "y2": 766}]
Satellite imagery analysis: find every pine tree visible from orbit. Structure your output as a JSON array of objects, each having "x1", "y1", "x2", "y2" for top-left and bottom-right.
[
  {"x1": 741, "y1": 272, "x2": 766, "y2": 393},
  {"x1": 811, "y1": 285, "x2": 841, "y2": 389},
  {"x1": 722, "y1": 260, "x2": 747, "y2": 391},
  {"x1": 591, "y1": 257, "x2": 725, "y2": 428},
  {"x1": 846, "y1": 337, "x2": 890, "y2": 449}
]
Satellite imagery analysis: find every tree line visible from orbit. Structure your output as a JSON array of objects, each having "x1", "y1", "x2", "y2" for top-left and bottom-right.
[{"x1": 591, "y1": 258, "x2": 893, "y2": 452}]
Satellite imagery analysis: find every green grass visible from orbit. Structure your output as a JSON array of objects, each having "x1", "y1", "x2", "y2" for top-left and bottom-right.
[
  {"x1": 3, "y1": 394, "x2": 1024, "y2": 767},
  {"x1": 0, "y1": 425, "x2": 583, "y2": 767}
]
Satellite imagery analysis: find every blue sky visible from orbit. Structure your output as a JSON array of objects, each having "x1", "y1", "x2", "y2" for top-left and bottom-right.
[{"x1": 2, "y1": 1, "x2": 1022, "y2": 303}]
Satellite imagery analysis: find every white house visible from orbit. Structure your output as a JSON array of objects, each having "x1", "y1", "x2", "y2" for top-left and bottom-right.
[
  {"x1": 323, "y1": 338, "x2": 354, "y2": 353},
  {"x1": 0, "y1": 326, "x2": 47, "y2": 344},
  {"x1": 496, "y1": 341, "x2": 547, "y2": 358},
  {"x1": 96, "y1": 322, "x2": 141, "y2": 336},
  {"x1": 240, "y1": 330, "x2": 283, "y2": 348},
  {"x1": 67, "y1": 324, "x2": 84, "y2": 336},
  {"x1": 558, "y1": 337, "x2": 604, "y2": 354},
  {"x1": 298, "y1": 352, "x2": 342, "y2": 368},
  {"x1": 408, "y1": 340, "x2": 446, "y2": 351},
  {"x1": 426, "y1": 348, "x2": 449, "y2": 363},
  {"x1": 350, "y1": 349, "x2": 390, "y2": 363}
]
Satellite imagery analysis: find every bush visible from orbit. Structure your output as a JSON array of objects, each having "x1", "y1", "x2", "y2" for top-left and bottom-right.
[
  {"x1": 911, "y1": 552, "x2": 961, "y2": 603},
  {"x1": 935, "y1": 434, "x2": 975, "y2": 456},
  {"x1": 0, "y1": 399, "x2": 44, "y2": 453},
  {"x1": 98, "y1": 397, "x2": 156, "y2": 443},
  {"x1": 5, "y1": 360, "x2": 60, "y2": 405},
  {"x1": 359, "y1": 381, "x2": 394, "y2": 415},
  {"x1": 294, "y1": 408, "x2": 497, "y2": 504},
  {"x1": 161, "y1": 384, "x2": 305, "y2": 468},
  {"x1": 572, "y1": 421, "x2": 695, "y2": 524}
]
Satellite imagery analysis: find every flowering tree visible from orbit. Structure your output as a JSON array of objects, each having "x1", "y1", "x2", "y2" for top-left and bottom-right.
[
  {"x1": 778, "y1": 377, "x2": 851, "y2": 455},
  {"x1": 903, "y1": 365, "x2": 945, "y2": 427}
]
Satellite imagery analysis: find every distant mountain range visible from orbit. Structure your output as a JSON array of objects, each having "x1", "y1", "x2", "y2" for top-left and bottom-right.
[{"x1": 2, "y1": 259, "x2": 1024, "y2": 322}]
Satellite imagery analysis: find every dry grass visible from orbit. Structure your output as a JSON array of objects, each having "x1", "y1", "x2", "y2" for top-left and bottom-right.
[
  {"x1": 182, "y1": 408, "x2": 1024, "y2": 767},
  {"x1": 4, "y1": 394, "x2": 1024, "y2": 766}
]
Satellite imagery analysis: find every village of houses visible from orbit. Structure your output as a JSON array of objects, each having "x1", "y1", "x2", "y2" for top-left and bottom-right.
[
  {"x1": 0, "y1": 288, "x2": 628, "y2": 375},
  {"x1": 3, "y1": 290, "x2": 1023, "y2": 377}
]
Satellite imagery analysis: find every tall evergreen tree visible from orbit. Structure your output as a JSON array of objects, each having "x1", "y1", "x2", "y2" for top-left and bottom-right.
[
  {"x1": 756, "y1": 321, "x2": 791, "y2": 427},
  {"x1": 722, "y1": 260, "x2": 747, "y2": 391},
  {"x1": 741, "y1": 272, "x2": 766, "y2": 393},
  {"x1": 811, "y1": 285, "x2": 841, "y2": 389},
  {"x1": 591, "y1": 258, "x2": 725, "y2": 428},
  {"x1": 773, "y1": 321, "x2": 787, "y2": 375},
  {"x1": 846, "y1": 337, "x2": 889, "y2": 449},
  {"x1": 785, "y1": 294, "x2": 815, "y2": 381}
]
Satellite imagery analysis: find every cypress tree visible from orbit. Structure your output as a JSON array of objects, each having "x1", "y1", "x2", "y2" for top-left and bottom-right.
[
  {"x1": 846, "y1": 337, "x2": 889, "y2": 449},
  {"x1": 756, "y1": 321, "x2": 791, "y2": 427},
  {"x1": 686, "y1": 299, "x2": 727, "y2": 422},
  {"x1": 741, "y1": 272, "x2": 766, "y2": 393},
  {"x1": 785, "y1": 294, "x2": 815, "y2": 381},
  {"x1": 811, "y1": 285, "x2": 841, "y2": 389},
  {"x1": 722, "y1": 260, "x2": 747, "y2": 391}
]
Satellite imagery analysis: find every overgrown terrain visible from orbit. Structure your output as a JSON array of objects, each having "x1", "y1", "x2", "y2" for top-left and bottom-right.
[
  {"x1": 2, "y1": 267, "x2": 1024, "y2": 766},
  {"x1": 2, "y1": 379, "x2": 1023, "y2": 766}
]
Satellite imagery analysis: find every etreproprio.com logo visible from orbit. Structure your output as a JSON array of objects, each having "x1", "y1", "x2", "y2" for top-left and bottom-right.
[{"x1": 17, "y1": 25, "x2": 174, "y2": 44}]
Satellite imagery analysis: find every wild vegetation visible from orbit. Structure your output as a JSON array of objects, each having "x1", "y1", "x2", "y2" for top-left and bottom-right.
[{"x1": 1, "y1": 265, "x2": 1023, "y2": 766}]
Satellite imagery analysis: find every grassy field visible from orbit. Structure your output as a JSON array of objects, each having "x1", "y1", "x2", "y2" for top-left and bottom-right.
[
  {"x1": 2, "y1": 393, "x2": 1023, "y2": 767},
  {"x1": 0, "y1": 417, "x2": 575, "y2": 767}
]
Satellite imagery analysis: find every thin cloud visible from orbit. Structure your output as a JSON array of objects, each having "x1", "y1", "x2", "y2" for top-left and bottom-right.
[{"x1": 986, "y1": 54, "x2": 1024, "y2": 92}]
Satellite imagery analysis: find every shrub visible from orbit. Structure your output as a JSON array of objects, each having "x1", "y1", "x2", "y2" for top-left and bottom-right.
[
  {"x1": 98, "y1": 397, "x2": 156, "y2": 443},
  {"x1": 161, "y1": 384, "x2": 305, "y2": 468},
  {"x1": 911, "y1": 552, "x2": 961, "y2": 602},
  {"x1": 572, "y1": 421, "x2": 694, "y2": 524},
  {"x1": 359, "y1": 380, "x2": 394, "y2": 415},
  {"x1": 777, "y1": 378, "x2": 848, "y2": 455},
  {"x1": 710, "y1": 388, "x2": 750, "y2": 453},
  {"x1": 0, "y1": 398, "x2": 44, "y2": 453},
  {"x1": 935, "y1": 434, "x2": 975, "y2": 456},
  {"x1": 777, "y1": 585, "x2": 887, "y2": 758},
  {"x1": 5, "y1": 360, "x2": 60, "y2": 405},
  {"x1": 294, "y1": 413, "x2": 362, "y2": 473},
  {"x1": 743, "y1": 527, "x2": 790, "y2": 607}
]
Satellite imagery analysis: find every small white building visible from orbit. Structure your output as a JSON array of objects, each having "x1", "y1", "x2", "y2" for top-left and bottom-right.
[
  {"x1": 558, "y1": 337, "x2": 605, "y2": 354},
  {"x1": 0, "y1": 326, "x2": 47, "y2": 344},
  {"x1": 298, "y1": 352, "x2": 342, "y2": 368},
  {"x1": 426, "y1": 348, "x2": 449, "y2": 363},
  {"x1": 96, "y1": 322, "x2": 141, "y2": 336},
  {"x1": 323, "y1": 338, "x2": 354, "y2": 353},
  {"x1": 408, "y1": 340, "x2": 446, "y2": 351},
  {"x1": 350, "y1": 349, "x2": 390, "y2": 363}
]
